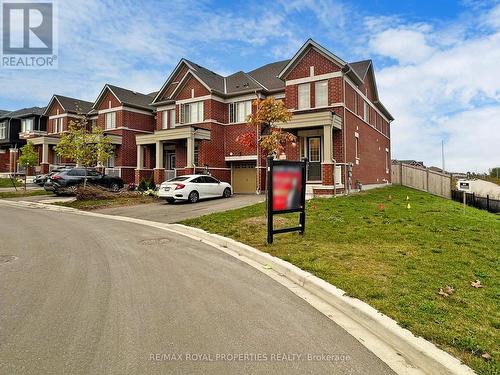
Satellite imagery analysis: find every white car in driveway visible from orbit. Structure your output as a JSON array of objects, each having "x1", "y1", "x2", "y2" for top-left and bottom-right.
[{"x1": 158, "y1": 174, "x2": 232, "y2": 203}]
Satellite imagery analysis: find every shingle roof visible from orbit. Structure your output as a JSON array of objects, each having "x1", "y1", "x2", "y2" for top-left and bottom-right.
[
  {"x1": 55, "y1": 95, "x2": 94, "y2": 114},
  {"x1": 225, "y1": 71, "x2": 263, "y2": 94},
  {"x1": 106, "y1": 84, "x2": 155, "y2": 110},
  {"x1": 185, "y1": 60, "x2": 225, "y2": 93},
  {"x1": 247, "y1": 60, "x2": 290, "y2": 91},
  {"x1": 0, "y1": 109, "x2": 10, "y2": 117},
  {"x1": 0, "y1": 107, "x2": 46, "y2": 119},
  {"x1": 349, "y1": 60, "x2": 371, "y2": 80}
]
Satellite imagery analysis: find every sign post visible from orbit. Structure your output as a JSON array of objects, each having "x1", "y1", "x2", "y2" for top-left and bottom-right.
[
  {"x1": 267, "y1": 156, "x2": 307, "y2": 244},
  {"x1": 457, "y1": 180, "x2": 471, "y2": 213}
]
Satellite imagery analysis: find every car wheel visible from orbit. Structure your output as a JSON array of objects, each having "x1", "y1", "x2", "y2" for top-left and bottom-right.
[
  {"x1": 223, "y1": 187, "x2": 231, "y2": 198},
  {"x1": 67, "y1": 185, "x2": 78, "y2": 195},
  {"x1": 188, "y1": 191, "x2": 199, "y2": 203},
  {"x1": 110, "y1": 182, "x2": 120, "y2": 192},
  {"x1": 166, "y1": 198, "x2": 175, "y2": 204}
]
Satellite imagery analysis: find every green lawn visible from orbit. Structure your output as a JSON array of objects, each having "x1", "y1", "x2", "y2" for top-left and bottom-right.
[
  {"x1": 0, "y1": 190, "x2": 52, "y2": 199},
  {"x1": 0, "y1": 178, "x2": 22, "y2": 188},
  {"x1": 182, "y1": 186, "x2": 499, "y2": 374}
]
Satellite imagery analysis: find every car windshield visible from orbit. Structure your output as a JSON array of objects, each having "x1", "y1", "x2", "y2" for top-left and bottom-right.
[{"x1": 167, "y1": 177, "x2": 189, "y2": 182}]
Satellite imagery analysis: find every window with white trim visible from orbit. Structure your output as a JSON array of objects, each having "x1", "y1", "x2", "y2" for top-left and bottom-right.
[
  {"x1": 315, "y1": 80, "x2": 328, "y2": 107},
  {"x1": 162, "y1": 111, "x2": 168, "y2": 129},
  {"x1": 21, "y1": 118, "x2": 33, "y2": 133},
  {"x1": 181, "y1": 101, "x2": 204, "y2": 124},
  {"x1": 298, "y1": 83, "x2": 310, "y2": 109},
  {"x1": 169, "y1": 109, "x2": 176, "y2": 128},
  {"x1": 0, "y1": 122, "x2": 6, "y2": 139},
  {"x1": 194, "y1": 145, "x2": 199, "y2": 166},
  {"x1": 363, "y1": 102, "x2": 369, "y2": 123},
  {"x1": 53, "y1": 117, "x2": 63, "y2": 133},
  {"x1": 106, "y1": 151, "x2": 115, "y2": 168},
  {"x1": 105, "y1": 112, "x2": 116, "y2": 130},
  {"x1": 229, "y1": 100, "x2": 252, "y2": 123},
  {"x1": 385, "y1": 149, "x2": 389, "y2": 173},
  {"x1": 355, "y1": 134, "x2": 360, "y2": 160}
]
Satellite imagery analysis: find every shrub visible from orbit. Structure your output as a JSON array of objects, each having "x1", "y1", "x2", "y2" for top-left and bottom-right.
[
  {"x1": 148, "y1": 179, "x2": 156, "y2": 190},
  {"x1": 138, "y1": 178, "x2": 148, "y2": 192}
]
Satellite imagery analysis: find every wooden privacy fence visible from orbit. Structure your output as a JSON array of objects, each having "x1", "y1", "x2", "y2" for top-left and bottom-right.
[{"x1": 392, "y1": 162, "x2": 452, "y2": 199}]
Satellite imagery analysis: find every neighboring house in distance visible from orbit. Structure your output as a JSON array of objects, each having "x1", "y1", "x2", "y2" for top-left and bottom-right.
[
  {"x1": 26, "y1": 95, "x2": 95, "y2": 174},
  {"x1": 138, "y1": 38, "x2": 393, "y2": 196},
  {"x1": 0, "y1": 107, "x2": 47, "y2": 173},
  {"x1": 395, "y1": 159, "x2": 426, "y2": 168},
  {"x1": 92, "y1": 84, "x2": 156, "y2": 183}
]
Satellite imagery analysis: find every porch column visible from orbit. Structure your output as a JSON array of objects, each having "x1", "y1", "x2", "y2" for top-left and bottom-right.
[
  {"x1": 40, "y1": 143, "x2": 50, "y2": 173},
  {"x1": 153, "y1": 141, "x2": 165, "y2": 184},
  {"x1": 136, "y1": 145, "x2": 144, "y2": 169},
  {"x1": 322, "y1": 124, "x2": 335, "y2": 187},
  {"x1": 155, "y1": 141, "x2": 163, "y2": 169},
  {"x1": 186, "y1": 134, "x2": 195, "y2": 168}
]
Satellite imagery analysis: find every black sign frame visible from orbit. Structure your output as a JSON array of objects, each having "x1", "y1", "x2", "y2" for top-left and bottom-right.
[{"x1": 267, "y1": 156, "x2": 308, "y2": 244}]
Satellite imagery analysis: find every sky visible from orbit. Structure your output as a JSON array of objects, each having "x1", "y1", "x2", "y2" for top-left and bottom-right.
[{"x1": 1, "y1": 0, "x2": 499, "y2": 173}]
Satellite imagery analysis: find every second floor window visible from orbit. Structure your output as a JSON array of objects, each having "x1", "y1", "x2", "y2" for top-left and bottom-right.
[
  {"x1": 105, "y1": 112, "x2": 116, "y2": 130},
  {"x1": 229, "y1": 100, "x2": 252, "y2": 123},
  {"x1": 53, "y1": 117, "x2": 63, "y2": 133},
  {"x1": 298, "y1": 83, "x2": 310, "y2": 109},
  {"x1": 364, "y1": 102, "x2": 369, "y2": 123},
  {"x1": 315, "y1": 80, "x2": 328, "y2": 107},
  {"x1": 21, "y1": 118, "x2": 33, "y2": 133},
  {"x1": 169, "y1": 109, "x2": 176, "y2": 128},
  {"x1": 181, "y1": 101, "x2": 204, "y2": 124},
  {"x1": 0, "y1": 123, "x2": 6, "y2": 139},
  {"x1": 162, "y1": 111, "x2": 168, "y2": 129}
]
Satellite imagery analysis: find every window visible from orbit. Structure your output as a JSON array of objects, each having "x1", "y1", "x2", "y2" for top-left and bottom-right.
[
  {"x1": 105, "y1": 112, "x2": 116, "y2": 130},
  {"x1": 0, "y1": 123, "x2": 6, "y2": 139},
  {"x1": 53, "y1": 117, "x2": 63, "y2": 133},
  {"x1": 355, "y1": 134, "x2": 360, "y2": 160},
  {"x1": 194, "y1": 145, "x2": 199, "y2": 166},
  {"x1": 354, "y1": 93, "x2": 358, "y2": 115},
  {"x1": 298, "y1": 83, "x2": 310, "y2": 109},
  {"x1": 181, "y1": 101, "x2": 204, "y2": 124},
  {"x1": 315, "y1": 80, "x2": 328, "y2": 107},
  {"x1": 53, "y1": 153, "x2": 61, "y2": 165},
  {"x1": 162, "y1": 111, "x2": 168, "y2": 129},
  {"x1": 169, "y1": 109, "x2": 176, "y2": 128},
  {"x1": 21, "y1": 118, "x2": 33, "y2": 133},
  {"x1": 363, "y1": 102, "x2": 369, "y2": 123},
  {"x1": 205, "y1": 176, "x2": 219, "y2": 184},
  {"x1": 229, "y1": 100, "x2": 252, "y2": 123}
]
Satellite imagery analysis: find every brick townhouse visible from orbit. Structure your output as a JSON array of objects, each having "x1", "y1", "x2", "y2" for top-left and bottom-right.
[
  {"x1": 0, "y1": 107, "x2": 47, "y2": 174},
  {"x1": 92, "y1": 84, "x2": 156, "y2": 183},
  {"x1": 25, "y1": 95, "x2": 95, "y2": 174},
  {"x1": 136, "y1": 39, "x2": 393, "y2": 195}
]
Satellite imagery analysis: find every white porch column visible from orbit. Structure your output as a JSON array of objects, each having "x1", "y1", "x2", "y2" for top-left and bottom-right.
[
  {"x1": 155, "y1": 141, "x2": 163, "y2": 169},
  {"x1": 136, "y1": 145, "x2": 144, "y2": 169},
  {"x1": 186, "y1": 133, "x2": 195, "y2": 168},
  {"x1": 322, "y1": 124, "x2": 333, "y2": 164},
  {"x1": 41, "y1": 143, "x2": 49, "y2": 164}
]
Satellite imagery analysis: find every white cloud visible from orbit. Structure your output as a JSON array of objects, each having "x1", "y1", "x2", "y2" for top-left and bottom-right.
[{"x1": 369, "y1": 7, "x2": 500, "y2": 172}]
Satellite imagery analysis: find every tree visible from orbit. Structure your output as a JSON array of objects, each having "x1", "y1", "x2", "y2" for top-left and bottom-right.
[
  {"x1": 489, "y1": 167, "x2": 499, "y2": 179},
  {"x1": 55, "y1": 117, "x2": 114, "y2": 188},
  {"x1": 236, "y1": 97, "x2": 296, "y2": 157},
  {"x1": 18, "y1": 141, "x2": 39, "y2": 191}
]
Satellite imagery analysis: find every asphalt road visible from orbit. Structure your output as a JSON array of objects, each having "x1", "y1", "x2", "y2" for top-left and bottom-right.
[
  {"x1": 0, "y1": 204, "x2": 394, "y2": 375},
  {"x1": 95, "y1": 194, "x2": 264, "y2": 223}
]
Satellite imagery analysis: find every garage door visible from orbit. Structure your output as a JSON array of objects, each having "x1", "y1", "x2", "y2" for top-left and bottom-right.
[{"x1": 232, "y1": 163, "x2": 256, "y2": 194}]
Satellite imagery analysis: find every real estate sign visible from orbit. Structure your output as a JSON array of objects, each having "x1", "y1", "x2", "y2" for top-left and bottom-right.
[{"x1": 266, "y1": 156, "x2": 307, "y2": 244}]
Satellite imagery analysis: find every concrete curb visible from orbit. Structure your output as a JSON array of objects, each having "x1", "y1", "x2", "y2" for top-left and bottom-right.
[{"x1": 0, "y1": 199, "x2": 476, "y2": 375}]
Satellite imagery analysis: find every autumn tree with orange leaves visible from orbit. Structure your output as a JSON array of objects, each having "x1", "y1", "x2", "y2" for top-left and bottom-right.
[{"x1": 236, "y1": 97, "x2": 296, "y2": 157}]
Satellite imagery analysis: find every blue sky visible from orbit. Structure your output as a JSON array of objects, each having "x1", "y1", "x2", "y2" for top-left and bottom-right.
[{"x1": 1, "y1": 0, "x2": 499, "y2": 172}]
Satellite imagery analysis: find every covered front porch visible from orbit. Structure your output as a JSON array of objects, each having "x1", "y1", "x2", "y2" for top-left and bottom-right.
[
  {"x1": 279, "y1": 111, "x2": 344, "y2": 195},
  {"x1": 135, "y1": 126, "x2": 211, "y2": 184}
]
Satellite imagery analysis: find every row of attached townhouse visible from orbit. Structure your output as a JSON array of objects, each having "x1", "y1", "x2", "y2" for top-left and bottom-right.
[{"x1": 1, "y1": 39, "x2": 393, "y2": 195}]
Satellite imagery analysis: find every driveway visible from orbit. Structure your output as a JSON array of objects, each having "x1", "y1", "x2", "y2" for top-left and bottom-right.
[
  {"x1": 0, "y1": 203, "x2": 394, "y2": 375},
  {"x1": 95, "y1": 194, "x2": 264, "y2": 223}
]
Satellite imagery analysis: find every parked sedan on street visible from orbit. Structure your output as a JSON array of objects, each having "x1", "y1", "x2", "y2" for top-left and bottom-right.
[
  {"x1": 34, "y1": 166, "x2": 73, "y2": 186},
  {"x1": 47, "y1": 168, "x2": 124, "y2": 195},
  {"x1": 158, "y1": 174, "x2": 232, "y2": 203}
]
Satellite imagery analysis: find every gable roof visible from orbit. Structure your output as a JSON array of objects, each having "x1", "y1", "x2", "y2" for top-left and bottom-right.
[
  {"x1": 43, "y1": 95, "x2": 94, "y2": 116},
  {"x1": 1, "y1": 107, "x2": 46, "y2": 119},
  {"x1": 0, "y1": 109, "x2": 10, "y2": 117},
  {"x1": 350, "y1": 60, "x2": 371, "y2": 80},
  {"x1": 247, "y1": 60, "x2": 290, "y2": 91},
  {"x1": 93, "y1": 84, "x2": 155, "y2": 111}
]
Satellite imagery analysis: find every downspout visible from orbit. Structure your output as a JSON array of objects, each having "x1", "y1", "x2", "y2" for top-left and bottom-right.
[{"x1": 342, "y1": 69, "x2": 348, "y2": 195}]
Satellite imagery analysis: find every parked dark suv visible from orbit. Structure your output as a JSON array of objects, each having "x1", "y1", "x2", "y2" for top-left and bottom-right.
[
  {"x1": 47, "y1": 168, "x2": 124, "y2": 195},
  {"x1": 34, "y1": 166, "x2": 73, "y2": 186}
]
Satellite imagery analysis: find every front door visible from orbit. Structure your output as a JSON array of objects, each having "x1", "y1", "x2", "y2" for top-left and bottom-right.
[{"x1": 307, "y1": 137, "x2": 322, "y2": 181}]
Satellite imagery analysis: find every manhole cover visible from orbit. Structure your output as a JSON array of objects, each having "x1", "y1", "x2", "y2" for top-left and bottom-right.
[
  {"x1": 0, "y1": 255, "x2": 18, "y2": 264},
  {"x1": 139, "y1": 238, "x2": 171, "y2": 246}
]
